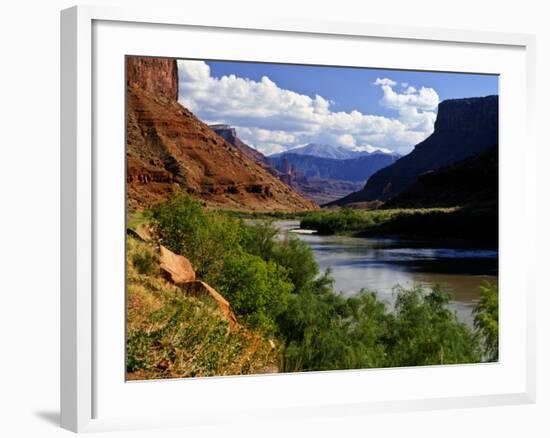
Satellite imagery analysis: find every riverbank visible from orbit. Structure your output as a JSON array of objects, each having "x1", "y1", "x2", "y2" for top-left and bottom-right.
[
  {"x1": 300, "y1": 204, "x2": 498, "y2": 248},
  {"x1": 275, "y1": 220, "x2": 497, "y2": 326},
  {"x1": 126, "y1": 195, "x2": 498, "y2": 378}
]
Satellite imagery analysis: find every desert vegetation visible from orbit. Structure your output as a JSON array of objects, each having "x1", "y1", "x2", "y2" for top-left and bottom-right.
[{"x1": 126, "y1": 194, "x2": 498, "y2": 379}]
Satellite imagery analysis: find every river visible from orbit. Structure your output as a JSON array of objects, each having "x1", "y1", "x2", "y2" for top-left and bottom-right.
[{"x1": 275, "y1": 220, "x2": 498, "y2": 326}]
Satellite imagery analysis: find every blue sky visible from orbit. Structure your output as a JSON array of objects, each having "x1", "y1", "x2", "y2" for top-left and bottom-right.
[
  {"x1": 207, "y1": 61, "x2": 498, "y2": 118},
  {"x1": 177, "y1": 59, "x2": 498, "y2": 156}
]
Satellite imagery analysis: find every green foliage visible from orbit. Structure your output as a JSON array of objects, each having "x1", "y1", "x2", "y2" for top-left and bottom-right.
[
  {"x1": 147, "y1": 194, "x2": 493, "y2": 375},
  {"x1": 385, "y1": 286, "x2": 482, "y2": 366},
  {"x1": 301, "y1": 208, "x2": 364, "y2": 235},
  {"x1": 215, "y1": 251, "x2": 293, "y2": 334},
  {"x1": 152, "y1": 194, "x2": 243, "y2": 279},
  {"x1": 270, "y1": 237, "x2": 319, "y2": 293},
  {"x1": 126, "y1": 234, "x2": 278, "y2": 379},
  {"x1": 241, "y1": 220, "x2": 319, "y2": 294},
  {"x1": 301, "y1": 206, "x2": 497, "y2": 245},
  {"x1": 126, "y1": 289, "x2": 276, "y2": 378},
  {"x1": 240, "y1": 219, "x2": 278, "y2": 259},
  {"x1": 278, "y1": 282, "x2": 482, "y2": 372},
  {"x1": 301, "y1": 207, "x2": 466, "y2": 239},
  {"x1": 278, "y1": 277, "x2": 390, "y2": 372},
  {"x1": 131, "y1": 251, "x2": 157, "y2": 275},
  {"x1": 473, "y1": 282, "x2": 499, "y2": 361}
]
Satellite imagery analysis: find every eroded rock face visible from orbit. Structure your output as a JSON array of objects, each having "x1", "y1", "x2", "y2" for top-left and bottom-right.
[
  {"x1": 159, "y1": 245, "x2": 196, "y2": 284},
  {"x1": 209, "y1": 124, "x2": 268, "y2": 165},
  {"x1": 157, "y1": 245, "x2": 237, "y2": 326},
  {"x1": 126, "y1": 58, "x2": 318, "y2": 212},
  {"x1": 329, "y1": 95, "x2": 499, "y2": 205},
  {"x1": 126, "y1": 56, "x2": 179, "y2": 102},
  {"x1": 180, "y1": 281, "x2": 238, "y2": 326}
]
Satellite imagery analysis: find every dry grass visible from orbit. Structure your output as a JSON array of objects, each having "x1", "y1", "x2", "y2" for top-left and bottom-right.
[{"x1": 126, "y1": 236, "x2": 279, "y2": 380}]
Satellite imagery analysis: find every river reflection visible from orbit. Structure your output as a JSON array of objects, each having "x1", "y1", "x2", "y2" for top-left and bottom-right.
[{"x1": 275, "y1": 221, "x2": 498, "y2": 325}]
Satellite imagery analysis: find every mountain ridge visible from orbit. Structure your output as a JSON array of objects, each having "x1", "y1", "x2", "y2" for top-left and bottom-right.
[
  {"x1": 327, "y1": 95, "x2": 498, "y2": 206},
  {"x1": 271, "y1": 143, "x2": 398, "y2": 160},
  {"x1": 270, "y1": 152, "x2": 398, "y2": 183}
]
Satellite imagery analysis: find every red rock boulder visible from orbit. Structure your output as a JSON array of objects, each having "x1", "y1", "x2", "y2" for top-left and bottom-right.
[
  {"x1": 180, "y1": 281, "x2": 237, "y2": 327},
  {"x1": 159, "y1": 245, "x2": 196, "y2": 284}
]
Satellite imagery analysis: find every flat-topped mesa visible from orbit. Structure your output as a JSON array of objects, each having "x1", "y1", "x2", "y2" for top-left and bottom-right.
[
  {"x1": 327, "y1": 95, "x2": 498, "y2": 206},
  {"x1": 433, "y1": 95, "x2": 498, "y2": 135},
  {"x1": 126, "y1": 56, "x2": 179, "y2": 102}
]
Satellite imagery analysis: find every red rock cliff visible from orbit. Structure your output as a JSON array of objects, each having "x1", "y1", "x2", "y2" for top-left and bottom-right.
[
  {"x1": 126, "y1": 56, "x2": 179, "y2": 102},
  {"x1": 126, "y1": 57, "x2": 317, "y2": 212}
]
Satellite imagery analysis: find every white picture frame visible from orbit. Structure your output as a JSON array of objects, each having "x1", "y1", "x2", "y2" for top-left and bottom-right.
[{"x1": 60, "y1": 4, "x2": 537, "y2": 433}]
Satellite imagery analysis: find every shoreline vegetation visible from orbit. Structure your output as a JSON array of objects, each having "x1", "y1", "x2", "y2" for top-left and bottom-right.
[
  {"x1": 299, "y1": 204, "x2": 498, "y2": 248},
  {"x1": 127, "y1": 194, "x2": 498, "y2": 380}
]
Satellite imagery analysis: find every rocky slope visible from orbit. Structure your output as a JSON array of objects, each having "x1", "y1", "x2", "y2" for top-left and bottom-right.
[
  {"x1": 209, "y1": 124, "x2": 269, "y2": 165},
  {"x1": 270, "y1": 152, "x2": 398, "y2": 183},
  {"x1": 126, "y1": 235, "x2": 278, "y2": 380},
  {"x1": 126, "y1": 57, "x2": 317, "y2": 211},
  {"x1": 384, "y1": 147, "x2": 498, "y2": 209},
  {"x1": 269, "y1": 152, "x2": 398, "y2": 204},
  {"x1": 328, "y1": 96, "x2": 498, "y2": 206}
]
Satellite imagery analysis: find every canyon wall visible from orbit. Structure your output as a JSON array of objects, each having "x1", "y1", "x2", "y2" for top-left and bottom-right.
[{"x1": 126, "y1": 56, "x2": 179, "y2": 102}]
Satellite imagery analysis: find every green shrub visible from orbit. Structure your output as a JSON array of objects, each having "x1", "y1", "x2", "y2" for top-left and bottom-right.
[
  {"x1": 147, "y1": 194, "x2": 490, "y2": 373},
  {"x1": 473, "y1": 282, "x2": 499, "y2": 361},
  {"x1": 279, "y1": 283, "x2": 483, "y2": 372},
  {"x1": 241, "y1": 220, "x2": 319, "y2": 294},
  {"x1": 301, "y1": 208, "x2": 363, "y2": 234},
  {"x1": 240, "y1": 219, "x2": 278, "y2": 258},
  {"x1": 277, "y1": 271, "x2": 388, "y2": 372},
  {"x1": 385, "y1": 285, "x2": 482, "y2": 366},
  {"x1": 215, "y1": 251, "x2": 294, "y2": 335},
  {"x1": 270, "y1": 236, "x2": 319, "y2": 294},
  {"x1": 152, "y1": 194, "x2": 243, "y2": 279}
]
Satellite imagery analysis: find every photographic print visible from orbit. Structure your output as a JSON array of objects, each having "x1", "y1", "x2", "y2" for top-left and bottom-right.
[{"x1": 126, "y1": 56, "x2": 498, "y2": 381}]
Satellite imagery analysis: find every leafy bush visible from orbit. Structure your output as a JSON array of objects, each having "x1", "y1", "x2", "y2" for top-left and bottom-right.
[
  {"x1": 152, "y1": 194, "x2": 243, "y2": 279},
  {"x1": 240, "y1": 219, "x2": 279, "y2": 259},
  {"x1": 270, "y1": 237, "x2": 319, "y2": 294},
  {"x1": 144, "y1": 194, "x2": 492, "y2": 375},
  {"x1": 215, "y1": 251, "x2": 293, "y2": 335},
  {"x1": 241, "y1": 220, "x2": 319, "y2": 294},
  {"x1": 278, "y1": 276, "x2": 389, "y2": 372},
  {"x1": 473, "y1": 282, "x2": 498, "y2": 361},
  {"x1": 278, "y1": 282, "x2": 482, "y2": 372},
  {"x1": 385, "y1": 286, "x2": 482, "y2": 366}
]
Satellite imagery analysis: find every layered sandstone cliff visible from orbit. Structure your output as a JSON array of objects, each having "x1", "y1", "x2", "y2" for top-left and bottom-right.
[
  {"x1": 126, "y1": 57, "x2": 317, "y2": 211},
  {"x1": 126, "y1": 56, "x2": 178, "y2": 102}
]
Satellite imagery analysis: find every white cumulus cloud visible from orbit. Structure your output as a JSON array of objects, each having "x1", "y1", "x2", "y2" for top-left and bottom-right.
[
  {"x1": 178, "y1": 61, "x2": 439, "y2": 155},
  {"x1": 374, "y1": 77, "x2": 439, "y2": 134}
]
